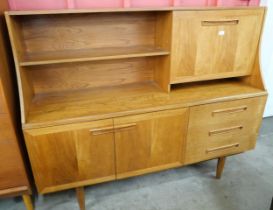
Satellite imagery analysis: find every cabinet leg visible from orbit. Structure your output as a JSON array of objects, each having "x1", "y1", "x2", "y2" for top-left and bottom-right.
[
  {"x1": 22, "y1": 194, "x2": 34, "y2": 210},
  {"x1": 216, "y1": 157, "x2": 226, "y2": 179},
  {"x1": 76, "y1": 187, "x2": 86, "y2": 210}
]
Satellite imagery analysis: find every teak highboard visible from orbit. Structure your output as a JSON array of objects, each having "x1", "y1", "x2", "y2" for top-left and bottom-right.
[{"x1": 6, "y1": 7, "x2": 267, "y2": 210}]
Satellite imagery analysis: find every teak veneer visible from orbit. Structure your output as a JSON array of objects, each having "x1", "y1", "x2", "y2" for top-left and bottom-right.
[
  {"x1": 6, "y1": 7, "x2": 267, "y2": 210},
  {"x1": 0, "y1": 1, "x2": 33, "y2": 209}
]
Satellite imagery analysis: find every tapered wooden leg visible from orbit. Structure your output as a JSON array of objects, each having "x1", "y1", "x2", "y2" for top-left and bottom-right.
[
  {"x1": 76, "y1": 187, "x2": 86, "y2": 210},
  {"x1": 216, "y1": 157, "x2": 226, "y2": 179},
  {"x1": 22, "y1": 194, "x2": 34, "y2": 210}
]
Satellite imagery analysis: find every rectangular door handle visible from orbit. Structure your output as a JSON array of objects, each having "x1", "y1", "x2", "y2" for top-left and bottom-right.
[
  {"x1": 115, "y1": 123, "x2": 137, "y2": 132},
  {"x1": 209, "y1": 125, "x2": 243, "y2": 136},
  {"x1": 90, "y1": 123, "x2": 137, "y2": 135},
  {"x1": 90, "y1": 126, "x2": 114, "y2": 136}
]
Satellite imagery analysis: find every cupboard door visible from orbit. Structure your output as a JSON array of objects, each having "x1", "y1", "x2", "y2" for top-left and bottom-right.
[
  {"x1": 114, "y1": 109, "x2": 189, "y2": 179},
  {"x1": 24, "y1": 119, "x2": 115, "y2": 193},
  {"x1": 171, "y1": 9, "x2": 264, "y2": 83}
]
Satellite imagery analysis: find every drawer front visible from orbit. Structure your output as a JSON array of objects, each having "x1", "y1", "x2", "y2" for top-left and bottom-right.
[
  {"x1": 171, "y1": 9, "x2": 264, "y2": 83},
  {"x1": 0, "y1": 82, "x2": 6, "y2": 114},
  {"x1": 189, "y1": 96, "x2": 266, "y2": 126},
  {"x1": 185, "y1": 97, "x2": 266, "y2": 164}
]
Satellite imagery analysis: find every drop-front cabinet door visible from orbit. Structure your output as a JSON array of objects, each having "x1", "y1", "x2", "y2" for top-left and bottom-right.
[
  {"x1": 24, "y1": 119, "x2": 116, "y2": 194},
  {"x1": 114, "y1": 108, "x2": 189, "y2": 179},
  {"x1": 171, "y1": 9, "x2": 264, "y2": 84}
]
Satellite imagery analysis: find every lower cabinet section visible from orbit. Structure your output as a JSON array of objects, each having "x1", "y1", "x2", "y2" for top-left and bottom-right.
[
  {"x1": 185, "y1": 96, "x2": 267, "y2": 164},
  {"x1": 114, "y1": 108, "x2": 189, "y2": 179},
  {"x1": 24, "y1": 108, "x2": 189, "y2": 193},
  {"x1": 24, "y1": 119, "x2": 116, "y2": 193},
  {"x1": 23, "y1": 97, "x2": 266, "y2": 194}
]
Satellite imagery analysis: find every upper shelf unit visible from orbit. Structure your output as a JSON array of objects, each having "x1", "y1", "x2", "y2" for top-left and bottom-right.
[
  {"x1": 6, "y1": 10, "x2": 172, "y2": 124},
  {"x1": 5, "y1": 8, "x2": 266, "y2": 128}
]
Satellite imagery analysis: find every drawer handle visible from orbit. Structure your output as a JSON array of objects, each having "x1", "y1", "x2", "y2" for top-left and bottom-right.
[
  {"x1": 90, "y1": 126, "x2": 114, "y2": 136},
  {"x1": 209, "y1": 125, "x2": 243, "y2": 136},
  {"x1": 212, "y1": 106, "x2": 248, "y2": 116},
  {"x1": 206, "y1": 143, "x2": 240, "y2": 153},
  {"x1": 202, "y1": 20, "x2": 239, "y2": 26},
  {"x1": 115, "y1": 123, "x2": 137, "y2": 132}
]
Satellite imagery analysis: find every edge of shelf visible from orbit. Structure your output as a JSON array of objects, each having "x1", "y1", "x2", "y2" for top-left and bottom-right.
[
  {"x1": 20, "y1": 48, "x2": 170, "y2": 67},
  {"x1": 23, "y1": 89, "x2": 268, "y2": 130}
]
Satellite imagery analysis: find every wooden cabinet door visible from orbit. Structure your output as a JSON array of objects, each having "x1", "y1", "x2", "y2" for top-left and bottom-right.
[
  {"x1": 114, "y1": 109, "x2": 189, "y2": 179},
  {"x1": 171, "y1": 9, "x2": 264, "y2": 84},
  {"x1": 24, "y1": 119, "x2": 115, "y2": 193}
]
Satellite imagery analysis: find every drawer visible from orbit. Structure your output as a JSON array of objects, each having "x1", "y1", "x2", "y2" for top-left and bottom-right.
[
  {"x1": 189, "y1": 97, "x2": 266, "y2": 126},
  {"x1": 0, "y1": 83, "x2": 6, "y2": 114},
  {"x1": 185, "y1": 97, "x2": 266, "y2": 164}
]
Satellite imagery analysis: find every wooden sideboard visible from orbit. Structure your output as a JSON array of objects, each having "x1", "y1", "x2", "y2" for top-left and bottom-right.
[
  {"x1": 5, "y1": 7, "x2": 267, "y2": 210},
  {"x1": 0, "y1": 1, "x2": 33, "y2": 209}
]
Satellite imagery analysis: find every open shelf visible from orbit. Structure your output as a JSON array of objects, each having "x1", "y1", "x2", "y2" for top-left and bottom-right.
[
  {"x1": 20, "y1": 46, "x2": 170, "y2": 66},
  {"x1": 25, "y1": 79, "x2": 266, "y2": 129}
]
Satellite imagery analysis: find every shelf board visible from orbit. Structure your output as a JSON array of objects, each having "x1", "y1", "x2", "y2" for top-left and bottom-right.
[
  {"x1": 20, "y1": 47, "x2": 170, "y2": 67},
  {"x1": 25, "y1": 79, "x2": 267, "y2": 129}
]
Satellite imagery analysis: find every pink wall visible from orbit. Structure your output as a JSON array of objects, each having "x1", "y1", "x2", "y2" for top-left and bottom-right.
[{"x1": 8, "y1": 0, "x2": 260, "y2": 10}]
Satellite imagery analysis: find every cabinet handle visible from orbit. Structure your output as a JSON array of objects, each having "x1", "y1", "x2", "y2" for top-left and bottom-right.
[
  {"x1": 90, "y1": 123, "x2": 137, "y2": 135},
  {"x1": 212, "y1": 106, "x2": 248, "y2": 116},
  {"x1": 202, "y1": 20, "x2": 239, "y2": 26},
  {"x1": 206, "y1": 143, "x2": 240, "y2": 153},
  {"x1": 115, "y1": 123, "x2": 137, "y2": 132},
  {"x1": 90, "y1": 126, "x2": 114, "y2": 136},
  {"x1": 209, "y1": 125, "x2": 243, "y2": 136}
]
